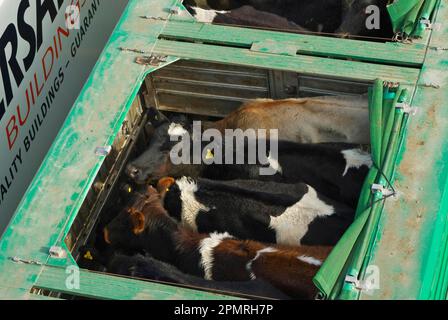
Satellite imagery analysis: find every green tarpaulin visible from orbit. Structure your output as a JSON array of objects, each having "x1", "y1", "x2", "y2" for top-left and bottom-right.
[
  {"x1": 313, "y1": 80, "x2": 410, "y2": 299},
  {"x1": 387, "y1": 0, "x2": 438, "y2": 37}
]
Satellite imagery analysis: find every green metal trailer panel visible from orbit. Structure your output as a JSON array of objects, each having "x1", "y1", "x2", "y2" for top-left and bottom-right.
[{"x1": 0, "y1": 0, "x2": 446, "y2": 300}]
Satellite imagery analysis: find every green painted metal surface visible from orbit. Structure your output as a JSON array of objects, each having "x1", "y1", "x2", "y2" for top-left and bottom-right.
[
  {"x1": 35, "y1": 267, "x2": 242, "y2": 300},
  {"x1": 153, "y1": 39, "x2": 420, "y2": 85},
  {"x1": 161, "y1": 20, "x2": 426, "y2": 67},
  {"x1": 0, "y1": 0, "x2": 446, "y2": 300}
]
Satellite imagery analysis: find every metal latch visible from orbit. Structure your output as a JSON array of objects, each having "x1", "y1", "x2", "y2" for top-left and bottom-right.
[
  {"x1": 395, "y1": 102, "x2": 418, "y2": 115},
  {"x1": 371, "y1": 184, "x2": 395, "y2": 197}
]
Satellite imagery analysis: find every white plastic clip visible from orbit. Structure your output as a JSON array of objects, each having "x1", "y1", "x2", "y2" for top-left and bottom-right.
[
  {"x1": 396, "y1": 102, "x2": 418, "y2": 115},
  {"x1": 421, "y1": 19, "x2": 442, "y2": 31},
  {"x1": 345, "y1": 275, "x2": 371, "y2": 291},
  {"x1": 371, "y1": 184, "x2": 395, "y2": 197}
]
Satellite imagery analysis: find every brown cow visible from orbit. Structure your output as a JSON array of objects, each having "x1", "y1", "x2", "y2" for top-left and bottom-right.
[{"x1": 205, "y1": 95, "x2": 370, "y2": 144}]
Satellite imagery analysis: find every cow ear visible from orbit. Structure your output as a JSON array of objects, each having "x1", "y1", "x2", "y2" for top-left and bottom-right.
[
  {"x1": 157, "y1": 177, "x2": 176, "y2": 199},
  {"x1": 129, "y1": 210, "x2": 146, "y2": 234}
]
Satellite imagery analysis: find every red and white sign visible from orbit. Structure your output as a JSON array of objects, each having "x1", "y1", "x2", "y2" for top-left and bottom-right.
[{"x1": 0, "y1": 0, "x2": 129, "y2": 234}]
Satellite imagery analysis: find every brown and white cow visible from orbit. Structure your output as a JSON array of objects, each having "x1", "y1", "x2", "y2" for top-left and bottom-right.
[{"x1": 103, "y1": 186, "x2": 332, "y2": 299}]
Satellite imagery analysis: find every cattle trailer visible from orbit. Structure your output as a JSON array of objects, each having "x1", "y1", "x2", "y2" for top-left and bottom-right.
[{"x1": 0, "y1": 0, "x2": 447, "y2": 300}]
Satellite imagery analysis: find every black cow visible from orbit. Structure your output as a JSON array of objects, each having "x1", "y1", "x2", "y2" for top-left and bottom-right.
[
  {"x1": 337, "y1": 0, "x2": 393, "y2": 39},
  {"x1": 158, "y1": 177, "x2": 355, "y2": 246}
]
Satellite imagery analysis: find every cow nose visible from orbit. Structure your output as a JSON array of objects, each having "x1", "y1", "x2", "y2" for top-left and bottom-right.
[{"x1": 103, "y1": 228, "x2": 111, "y2": 244}]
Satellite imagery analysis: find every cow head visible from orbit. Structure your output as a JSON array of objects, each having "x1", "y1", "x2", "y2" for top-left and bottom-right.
[
  {"x1": 126, "y1": 113, "x2": 190, "y2": 184},
  {"x1": 103, "y1": 186, "x2": 179, "y2": 262}
]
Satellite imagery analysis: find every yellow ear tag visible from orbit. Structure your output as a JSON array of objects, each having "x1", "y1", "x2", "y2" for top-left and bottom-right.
[
  {"x1": 128, "y1": 187, "x2": 132, "y2": 193},
  {"x1": 83, "y1": 251, "x2": 93, "y2": 261},
  {"x1": 205, "y1": 149, "x2": 214, "y2": 160},
  {"x1": 166, "y1": 188, "x2": 170, "y2": 192}
]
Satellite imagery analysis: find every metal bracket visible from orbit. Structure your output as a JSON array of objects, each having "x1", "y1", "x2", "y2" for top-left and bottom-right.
[
  {"x1": 371, "y1": 184, "x2": 395, "y2": 197},
  {"x1": 95, "y1": 146, "x2": 112, "y2": 156},
  {"x1": 396, "y1": 102, "x2": 418, "y2": 115},
  {"x1": 421, "y1": 19, "x2": 442, "y2": 31},
  {"x1": 135, "y1": 55, "x2": 168, "y2": 66}
]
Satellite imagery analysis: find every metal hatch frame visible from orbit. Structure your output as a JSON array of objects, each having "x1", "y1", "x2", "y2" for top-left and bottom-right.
[{"x1": 0, "y1": 0, "x2": 447, "y2": 300}]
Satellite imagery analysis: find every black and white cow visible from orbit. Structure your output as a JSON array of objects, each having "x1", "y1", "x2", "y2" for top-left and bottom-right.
[
  {"x1": 157, "y1": 177, "x2": 355, "y2": 246},
  {"x1": 126, "y1": 119, "x2": 372, "y2": 208}
]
